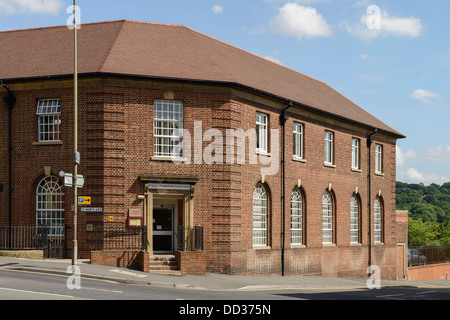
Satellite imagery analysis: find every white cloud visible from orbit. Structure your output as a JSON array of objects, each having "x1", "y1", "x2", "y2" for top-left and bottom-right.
[
  {"x1": 212, "y1": 5, "x2": 224, "y2": 14},
  {"x1": 400, "y1": 168, "x2": 449, "y2": 185},
  {"x1": 396, "y1": 146, "x2": 416, "y2": 166},
  {"x1": 270, "y1": 3, "x2": 332, "y2": 40},
  {"x1": 424, "y1": 145, "x2": 450, "y2": 162},
  {"x1": 0, "y1": 1, "x2": 15, "y2": 14},
  {"x1": 382, "y1": 16, "x2": 422, "y2": 37},
  {"x1": 263, "y1": 0, "x2": 330, "y2": 3},
  {"x1": 346, "y1": 9, "x2": 423, "y2": 40},
  {"x1": 411, "y1": 89, "x2": 440, "y2": 105},
  {"x1": 292, "y1": 0, "x2": 329, "y2": 3},
  {"x1": 264, "y1": 55, "x2": 283, "y2": 65},
  {"x1": 0, "y1": 0, "x2": 63, "y2": 15}
]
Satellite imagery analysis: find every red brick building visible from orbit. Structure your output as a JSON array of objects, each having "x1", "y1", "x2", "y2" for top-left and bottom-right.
[{"x1": 0, "y1": 20, "x2": 405, "y2": 278}]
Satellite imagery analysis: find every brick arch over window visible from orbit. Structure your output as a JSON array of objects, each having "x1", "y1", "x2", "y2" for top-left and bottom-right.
[
  {"x1": 36, "y1": 176, "x2": 65, "y2": 236},
  {"x1": 350, "y1": 193, "x2": 362, "y2": 244},
  {"x1": 374, "y1": 196, "x2": 384, "y2": 243},
  {"x1": 322, "y1": 189, "x2": 336, "y2": 245},
  {"x1": 290, "y1": 186, "x2": 306, "y2": 245},
  {"x1": 253, "y1": 182, "x2": 270, "y2": 247}
]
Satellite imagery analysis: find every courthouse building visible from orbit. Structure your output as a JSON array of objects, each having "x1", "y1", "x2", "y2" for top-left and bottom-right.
[{"x1": 0, "y1": 20, "x2": 405, "y2": 278}]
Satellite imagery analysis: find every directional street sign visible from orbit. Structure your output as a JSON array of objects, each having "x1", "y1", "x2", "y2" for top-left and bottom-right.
[
  {"x1": 63, "y1": 173, "x2": 85, "y2": 188},
  {"x1": 78, "y1": 196, "x2": 92, "y2": 205}
]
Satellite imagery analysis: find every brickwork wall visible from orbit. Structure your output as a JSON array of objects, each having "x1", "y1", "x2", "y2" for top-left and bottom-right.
[
  {"x1": 408, "y1": 263, "x2": 450, "y2": 281},
  {"x1": 0, "y1": 250, "x2": 44, "y2": 260},
  {"x1": 396, "y1": 211, "x2": 408, "y2": 244},
  {"x1": 0, "y1": 79, "x2": 400, "y2": 278},
  {"x1": 90, "y1": 250, "x2": 148, "y2": 271},
  {"x1": 0, "y1": 96, "x2": 8, "y2": 225},
  {"x1": 175, "y1": 251, "x2": 206, "y2": 276}
]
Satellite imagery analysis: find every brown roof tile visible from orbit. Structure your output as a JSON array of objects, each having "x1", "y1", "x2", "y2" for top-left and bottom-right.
[{"x1": 0, "y1": 20, "x2": 403, "y2": 137}]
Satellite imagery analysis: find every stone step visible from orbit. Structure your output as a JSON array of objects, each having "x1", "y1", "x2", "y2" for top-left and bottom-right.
[
  {"x1": 147, "y1": 255, "x2": 179, "y2": 272},
  {"x1": 149, "y1": 255, "x2": 177, "y2": 261},
  {"x1": 148, "y1": 264, "x2": 179, "y2": 271}
]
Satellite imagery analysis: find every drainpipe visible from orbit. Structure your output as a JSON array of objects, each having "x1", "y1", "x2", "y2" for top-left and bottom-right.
[
  {"x1": 280, "y1": 101, "x2": 293, "y2": 277},
  {"x1": 366, "y1": 128, "x2": 377, "y2": 273},
  {"x1": 1, "y1": 81, "x2": 17, "y2": 235}
]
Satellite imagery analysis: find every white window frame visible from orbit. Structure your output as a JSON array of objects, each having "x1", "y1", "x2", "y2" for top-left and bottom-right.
[
  {"x1": 324, "y1": 131, "x2": 334, "y2": 165},
  {"x1": 290, "y1": 187, "x2": 303, "y2": 245},
  {"x1": 375, "y1": 144, "x2": 383, "y2": 174},
  {"x1": 293, "y1": 122, "x2": 304, "y2": 159},
  {"x1": 256, "y1": 112, "x2": 268, "y2": 153},
  {"x1": 36, "y1": 176, "x2": 65, "y2": 237},
  {"x1": 153, "y1": 100, "x2": 184, "y2": 158},
  {"x1": 374, "y1": 197, "x2": 382, "y2": 243},
  {"x1": 350, "y1": 194, "x2": 360, "y2": 244},
  {"x1": 36, "y1": 99, "x2": 61, "y2": 142},
  {"x1": 352, "y1": 138, "x2": 360, "y2": 170},
  {"x1": 322, "y1": 190, "x2": 333, "y2": 244},
  {"x1": 253, "y1": 183, "x2": 268, "y2": 247}
]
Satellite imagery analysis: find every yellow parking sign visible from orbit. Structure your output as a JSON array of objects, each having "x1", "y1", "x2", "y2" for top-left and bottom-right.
[{"x1": 78, "y1": 196, "x2": 92, "y2": 205}]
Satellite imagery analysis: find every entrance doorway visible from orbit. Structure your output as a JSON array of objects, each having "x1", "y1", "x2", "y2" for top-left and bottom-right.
[{"x1": 153, "y1": 205, "x2": 175, "y2": 254}]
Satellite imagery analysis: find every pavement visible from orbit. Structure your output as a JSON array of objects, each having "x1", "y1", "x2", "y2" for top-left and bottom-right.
[{"x1": 1, "y1": 256, "x2": 449, "y2": 291}]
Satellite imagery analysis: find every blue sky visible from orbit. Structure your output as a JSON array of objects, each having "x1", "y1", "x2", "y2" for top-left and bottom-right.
[{"x1": 1, "y1": 0, "x2": 449, "y2": 185}]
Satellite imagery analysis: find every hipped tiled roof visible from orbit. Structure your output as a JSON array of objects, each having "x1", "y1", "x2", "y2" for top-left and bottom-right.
[{"x1": 0, "y1": 20, "x2": 403, "y2": 137}]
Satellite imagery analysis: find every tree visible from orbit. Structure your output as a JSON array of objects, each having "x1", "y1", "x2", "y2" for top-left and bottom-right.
[
  {"x1": 437, "y1": 223, "x2": 450, "y2": 246},
  {"x1": 408, "y1": 218, "x2": 439, "y2": 247},
  {"x1": 409, "y1": 202, "x2": 438, "y2": 222}
]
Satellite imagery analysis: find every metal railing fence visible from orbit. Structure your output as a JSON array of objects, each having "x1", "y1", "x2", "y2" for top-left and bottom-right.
[
  {"x1": 177, "y1": 226, "x2": 204, "y2": 252},
  {"x1": 408, "y1": 246, "x2": 450, "y2": 267},
  {"x1": 94, "y1": 224, "x2": 148, "y2": 251},
  {"x1": 0, "y1": 226, "x2": 66, "y2": 258}
]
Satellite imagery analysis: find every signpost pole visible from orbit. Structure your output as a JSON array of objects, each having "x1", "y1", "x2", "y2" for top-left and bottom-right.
[{"x1": 72, "y1": 0, "x2": 78, "y2": 266}]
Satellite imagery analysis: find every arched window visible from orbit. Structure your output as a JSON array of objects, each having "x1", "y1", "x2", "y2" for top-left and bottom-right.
[
  {"x1": 322, "y1": 190, "x2": 333, "y2": 244},
  {"x1": 291, "y1": 187, "x2": 303, "y2": 245},
  {"x1": 374, "y1": 196, "x2": 383, "y2": 243},
  {"x1": 350, "y1": 194, "x2": 360, "y2": 244},
  {"x1": 253, "y1": 183, "x2": 268, "y2": 247},
  {"x1": 36, "y1": 176, "x2": 65, "y2": 236}
]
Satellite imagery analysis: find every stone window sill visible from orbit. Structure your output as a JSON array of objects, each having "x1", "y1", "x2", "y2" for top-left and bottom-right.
[
  {"x1": 292, "y1": 157, "x2": 307, "y2": 163},
  {"x1": 33, "y1": 141, "x2": 63, "y2": 146},
  {"x1": 151, "y1": 156, "x2": 187, "y2": 163}
]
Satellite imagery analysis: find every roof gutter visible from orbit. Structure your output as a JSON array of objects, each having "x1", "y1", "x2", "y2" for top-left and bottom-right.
[
  {"x1": 1, "y1": 80, "x2": 17, "y2": 236},
  {"x1": 280, "y1": 102, "x2": 293, "y2": 277},
  {"x1": 366, "y1": 128, "x2": 378, "y2": 275}
]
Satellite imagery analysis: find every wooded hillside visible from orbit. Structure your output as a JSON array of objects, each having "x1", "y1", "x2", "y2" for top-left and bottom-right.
[
  {"x1": 397, "y1": 182, "x2": 450, "y2": 246},
  {"x1": 396, "y1": 182, "x2": 450, "y2": 223}
]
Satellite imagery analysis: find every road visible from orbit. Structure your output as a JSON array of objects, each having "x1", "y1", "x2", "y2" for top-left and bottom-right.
[{"x1": 0, "y1": 268, "x2": 449, "y2": 302}]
